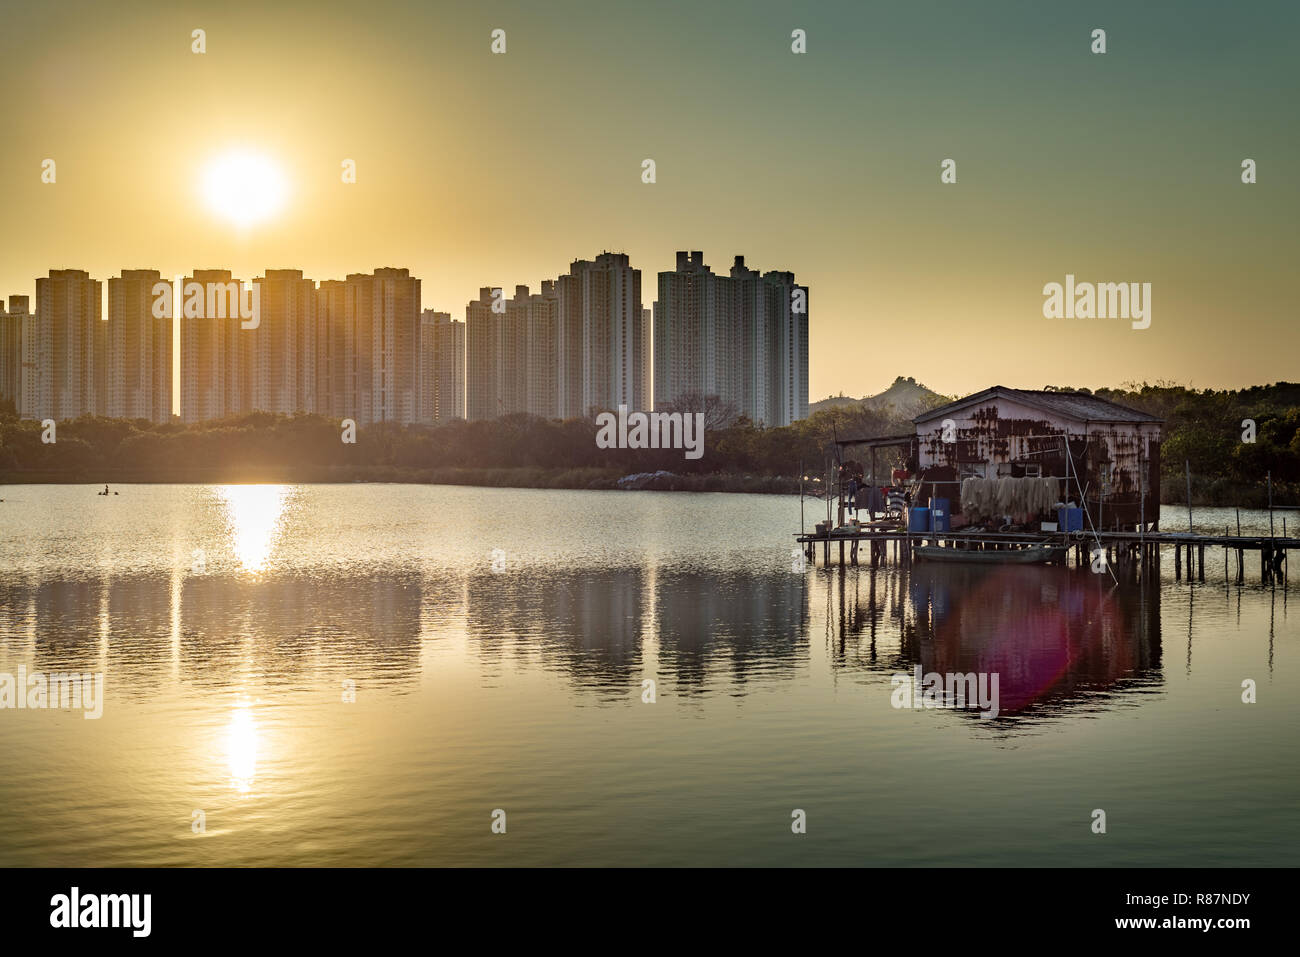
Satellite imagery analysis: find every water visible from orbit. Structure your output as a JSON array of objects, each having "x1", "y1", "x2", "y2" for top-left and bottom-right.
[{"x1": 0, "y1": 485, "x2": 1295, "y2": 866}]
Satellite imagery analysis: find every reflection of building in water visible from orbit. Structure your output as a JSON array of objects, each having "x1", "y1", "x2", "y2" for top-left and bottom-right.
[
  {"x1": 833, "y1": 564, "x2": 1162, "y2": 719},
  {"x1": 23, "y1": 578, "x2": 105, "y2": 674},
  {"x1": 180, "y1": 569, "x2": 424, "y2": 687},
  {"x1": 653, "y1": 570, "x2": 809, "y2": 693},
  {"x1": 102, "y1": 572, "x2": 174, "y2": 695},
  {"x1": 0, "y1": 567, "x2": 427, "y2": 697},
  {"x1": 466, "y1": 567, "x2": 646, "y2": 691},
  {"x1": 464, "y1": 566, "x2": 810, "y2": 696}
]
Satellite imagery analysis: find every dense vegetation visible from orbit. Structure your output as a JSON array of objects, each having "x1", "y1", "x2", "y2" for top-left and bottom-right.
[
  {"x1": 1074, "y1": 381, "x2": 1300, "y2": 506},
  {"x1": 1, "y1": 381, "x2": 1297, "y2": 504}
]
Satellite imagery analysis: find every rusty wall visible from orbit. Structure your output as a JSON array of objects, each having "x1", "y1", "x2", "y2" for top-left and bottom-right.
[
  {"x1": 1078, "y1": 425, "x2": 1161, "y2": 530},
  {"x1": 915, "y1": 398, "x2": 1161, "y2": 529}
]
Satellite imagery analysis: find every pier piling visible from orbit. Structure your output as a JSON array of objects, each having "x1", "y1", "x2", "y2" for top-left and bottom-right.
[{"x1": 793, "y1": 524, "x2": 1295, "y2": 585}]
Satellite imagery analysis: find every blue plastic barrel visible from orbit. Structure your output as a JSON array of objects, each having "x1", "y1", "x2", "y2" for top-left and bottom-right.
[
  {"x1": 1057, "y1": 507, "x2": 1083, "y2": 532},
  {"x1": 908, "y1": 507, "x2": 930, "y2": 533},
  {"x1": 930, "y1": 498, "x2": 950, "y2": 532}
]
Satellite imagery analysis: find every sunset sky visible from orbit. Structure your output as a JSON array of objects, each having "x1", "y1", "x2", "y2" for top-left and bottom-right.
[{"x1": 2, "y1": 0, "x2": 1296, "y2": 401}]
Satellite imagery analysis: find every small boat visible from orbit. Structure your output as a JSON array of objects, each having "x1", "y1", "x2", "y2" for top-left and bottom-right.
[{"x1": 915, "y1": 544, "x2": 1070, "y2": 565}]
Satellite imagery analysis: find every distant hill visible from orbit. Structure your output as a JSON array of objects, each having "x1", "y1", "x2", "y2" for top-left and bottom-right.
[{"x1": 809, "y1": 376, "x2": 948, "y2": 419}]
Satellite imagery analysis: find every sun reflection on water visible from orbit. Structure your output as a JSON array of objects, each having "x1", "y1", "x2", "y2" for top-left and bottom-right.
[
  {"x1": 224, "y1": 702, "x2": 259, "y2": 793},
  {"x1": 216, "y1": 485, "x2": 291, "y2": 573}
]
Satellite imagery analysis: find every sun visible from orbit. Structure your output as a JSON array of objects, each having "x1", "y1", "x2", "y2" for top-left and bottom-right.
[{"x1": 200, "y1": 150, "x2": 288, "y2": 228}]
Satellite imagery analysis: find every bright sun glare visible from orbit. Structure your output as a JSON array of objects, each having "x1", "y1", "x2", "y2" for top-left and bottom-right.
[
  {"x1": 224, "y1": 702, "x2": 259, "y2": 793},
  {"x1": 201, "y1": 150, "x2": 288, "y2": 228},
  {"x1": 216, "y1": 484, "x2": 291, "y2": 573}
]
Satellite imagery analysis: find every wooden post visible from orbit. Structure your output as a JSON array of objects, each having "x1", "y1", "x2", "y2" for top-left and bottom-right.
[
  {"x1": 1175, "y1": 542, "x2": 1181, "y2": 580},
  {"x1": 870, "y1": 447, "x2": 876, "y2": 520},
  {"x1": 1266, "y1": 476, "x2": 1276, "y2": 581},
  {"x1": 1139, "y1": 455, "x2": 1145, "y2": 548},
  {"x1": 825, "y1": 460, "x2": 832, "y2": 527},
  {"x1": 1268, "y1": 471, "x2": 1274, "y2": 539}
]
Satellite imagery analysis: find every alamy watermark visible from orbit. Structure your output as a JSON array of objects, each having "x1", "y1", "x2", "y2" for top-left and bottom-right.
[
  {"x1": 1042, "y1": 274, "x2": 1150, "y2": 330},
  {"x1": 151, "y1": 278, "x2": 260, "y2": 329},
  {"x1": 0, "y1": 666, "x2": 104, "y2": 718},
  {"x1": 50, "y1": 887, "x2": 150, "y2": 937},
  {"x1": 596, "y1": 405, "x2": 705, "y2": 460},
  {"x1": 890, "y1": 666, "x2": 1000, "y2": 720}
]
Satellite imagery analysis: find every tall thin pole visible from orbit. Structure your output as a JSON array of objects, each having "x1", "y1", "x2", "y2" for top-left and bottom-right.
[
  {"x1": 825, "y1": 459, "x2": 832, "y2": 525},
  {"x1": 1268, "y1": 471, "x2": 1274, "y2": 539},
  {"x1": 1139, "y1": 454, "x2": 1146, "y2": 580},
  {"x1": 1099, "y1": 466, "x2": 1105, "y2": 534},
  {"x1": 832, "y1": 424, "x2": 840, "y2": 527},
  {"x1": 790, "y1": 460, "x2": 800, "y2": 535},
  {"x1": 1139, "y1": 454, "x2": 1145, "y2": 542},
  {"x1": 1268, "y1": 471, "x2": 1275, "y2": 583},
  {"x1": 1185, "y1": 459, "x2": 1193, "y2": 534}
]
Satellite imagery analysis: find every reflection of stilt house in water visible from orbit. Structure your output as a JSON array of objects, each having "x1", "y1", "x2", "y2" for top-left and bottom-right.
[{"x1": 910, "y1": 386, "x2": 1162, "y2": 531}]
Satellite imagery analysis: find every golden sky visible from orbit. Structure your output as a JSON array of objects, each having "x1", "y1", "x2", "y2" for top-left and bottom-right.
[{"x1": 2, "y1": 0, "x2": 1297, "y2": 401}]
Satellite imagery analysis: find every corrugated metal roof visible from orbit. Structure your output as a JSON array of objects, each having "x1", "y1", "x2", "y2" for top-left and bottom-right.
[
  {"x1": 833, "y1": 432, "x2": 915, "y2": 447},
  {"x1": 914, "y1": 386, "x2": 1162, "y2": 425}
]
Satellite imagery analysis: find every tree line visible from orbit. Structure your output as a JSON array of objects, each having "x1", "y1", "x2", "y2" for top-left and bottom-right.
[{"x1": 1, "y1": 381, "x2": 1296, "y2": 503}]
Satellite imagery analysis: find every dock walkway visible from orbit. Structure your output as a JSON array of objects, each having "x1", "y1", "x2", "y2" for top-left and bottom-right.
[{"x1": 795, "y1": 526, "x2": 1295, "y2": 583}]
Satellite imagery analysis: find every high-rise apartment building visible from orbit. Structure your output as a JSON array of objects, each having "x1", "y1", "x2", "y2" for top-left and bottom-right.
[
  {"x1": 418, "y1": 309, "x2": 446, "y2": 423},
  {"x1": 654, "y1": 252, "x2": 808, "y2": 427},
  {"x1": 467, "y1": 281, "x2": 566, "y2": 421},
  {"x1": 179, "y1": 269, "x2": 249, "y2": 424},
  {"x1": 641, "y1": 305, "x2": 652, "y2": 410},
  {"x1": 418, "y1": 309, "x2": 465, "y2": 424},
  {"x1": 759, "y1": 268, "x2": 809, "y2": 426},
  {"x1": 0, "y1": 295, "x2": 28, "y2": 413},
  {"x1": 522, "y1": 281, "x2": 558, "y2": 420},
  {"x1": 465, "y1": 287, "x2": 495, "y2": 421},
  {"x1": 106, "y1": 270, "x2": 172, "y2": 422},
  {"x1": 368, "y1": 267, "x2": 420, "y2": 425},
  {"x1": 437, "y1": 315, "x2": 466, "y2": 423},
  {"x1": 553, "y1": 254, "x2": 644, "y2": 417},
  {"x1": 251, "y1": 269, "x2": 317, "y2": 415},
  {"x1": 314, "y1": 268, "x2": 419, "y2": 425},
  {"x1": 467, "y1": 285, "x2": 527, "y2": 421},
  {"x1": 333, "y1": 272, "x2": 379, "y2": 425},
  {"x1": 22, "y1": 269, "x2": 101, "y2": 421},
  {"x1": 315, "y1": 279, "x2": 346, "y2": 419},
  {"x1": 555, "y1": 263, "x2": 588, "y2": 419},
  {"x1": 653, "y1": 251, "x2": 720, "y2": 414},
  {"x1": 580, "y1": 252, "x2": 642, "y2": 414}
]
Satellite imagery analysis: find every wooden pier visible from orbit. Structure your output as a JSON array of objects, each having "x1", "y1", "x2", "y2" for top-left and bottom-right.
[{"x1": 795, "y1": 526, "x2": 1294, "y2": 584}]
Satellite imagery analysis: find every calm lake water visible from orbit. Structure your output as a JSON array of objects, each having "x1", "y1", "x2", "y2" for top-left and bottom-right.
[{"x1": 0, "y1": 485, "x2": 1295, "y2": 866}]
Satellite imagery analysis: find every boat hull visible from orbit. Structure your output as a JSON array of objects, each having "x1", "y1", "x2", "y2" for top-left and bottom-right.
[{"x1": 914, "y1": 544, "x2": 1069, "y2": 565}]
